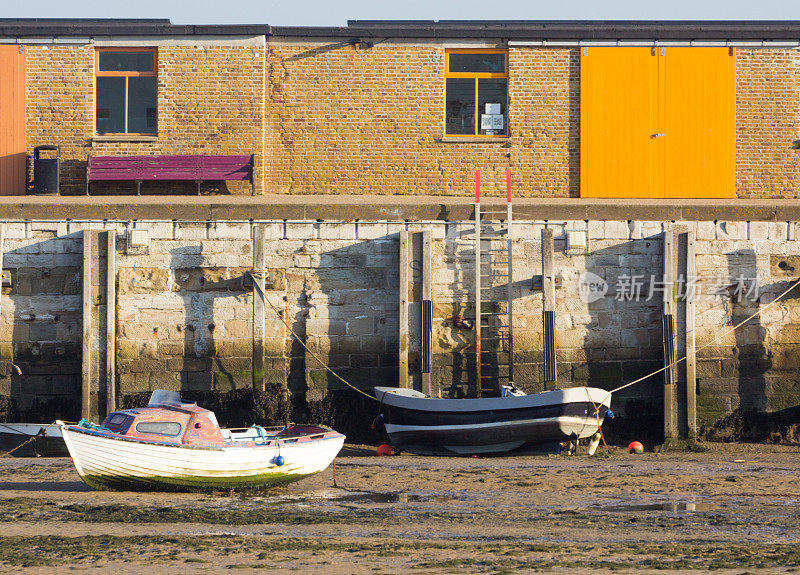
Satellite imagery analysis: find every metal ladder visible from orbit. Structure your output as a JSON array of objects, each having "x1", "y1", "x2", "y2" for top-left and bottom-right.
[{"x1": 474, "y1": 169, "x2": 514, "y2": 397}]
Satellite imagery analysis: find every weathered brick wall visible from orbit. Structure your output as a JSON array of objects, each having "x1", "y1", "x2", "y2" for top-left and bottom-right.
[
  {"x1": 735, "y1": 49, "x2": 800, "y2": 198},
  {"x1": 23, "y1": 41, "x2": 800, "y2": 199},
  {"x1": 267, "y1": 43, "x2": 800, "y2": 199},
  {"x1": 508, "y1": 49, "x2": 580, "y2": 198},
  {"x1": 264, "y1": 43, "x2": 579, "y2": 197},
  {"x1": 26, "y1": 42, "x2": 265, "y2": 195}
]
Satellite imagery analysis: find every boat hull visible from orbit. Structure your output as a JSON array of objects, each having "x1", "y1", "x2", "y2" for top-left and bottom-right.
[
  {"x1": 375, "y1": 386, "x2": 611, "y2": 456},
  {"x1": 0, "y1": 424, "x2": 67, "y2": 457},
  {"x1": 61, "y1": 427, "x2": 345, "y2": 491}
]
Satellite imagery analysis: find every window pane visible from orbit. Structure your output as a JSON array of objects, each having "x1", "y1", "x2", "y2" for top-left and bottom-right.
[
  {"x1": 478, "y1": 78, "x2": 507, "y2": 136},
  {"x1": 128, "y1": 76, "x2": 158, "y2": 134},
  {"x1": 136, "y1": 421, "x2": 182, "y2": 437},
  {"x1": 449, "y1": 53, "x2": 505, "y2": 74},
  {"x1": 98, "y1": 51, "x2": 155, "y2": 72},
  {"x1": 446, "y1": 78, "x2": 475, "y2": 135},
  {"x1": 96, "y1": 77, "x2": 125, "y2": 134}
]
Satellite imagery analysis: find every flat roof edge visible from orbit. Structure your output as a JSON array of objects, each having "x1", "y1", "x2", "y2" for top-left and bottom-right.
[{"x1": 4, "y1": 19, "x2": 800, "y2": 40}]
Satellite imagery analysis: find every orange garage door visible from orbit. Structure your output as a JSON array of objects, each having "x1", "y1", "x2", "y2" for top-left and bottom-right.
[
  {"x1": 581, "y1": 47, "x2": 734, "y2": 199},
  {"x1": 0, "y1": 45, "x2": 26, "y2": 196}
]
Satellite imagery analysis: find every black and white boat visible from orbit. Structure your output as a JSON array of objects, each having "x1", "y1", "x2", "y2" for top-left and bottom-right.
[
  {"x1": 374, "y1": 386, "x2": 611, "y2": 455},
  {"x1": 0, "y1": 423, "x2": 68, "y2": 457}
]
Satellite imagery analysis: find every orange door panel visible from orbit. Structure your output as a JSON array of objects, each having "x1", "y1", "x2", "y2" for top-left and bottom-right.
[
  {"x1": 663, "y1": 48, "x2": 735, "y2": 198},
  {"x1": 581, "y1": 48, "x2": 657, "y2": 198},
  {"x1": 581, "y1": 47, "x2": 735, "y2": 199},
  {"x1": 0, "y1": 45, "x2": 26, "y2": 195}
]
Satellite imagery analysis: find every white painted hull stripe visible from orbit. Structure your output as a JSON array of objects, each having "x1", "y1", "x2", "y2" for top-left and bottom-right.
[{"x1": 385, "y1": 415, "x2": 600, "y2": 434}]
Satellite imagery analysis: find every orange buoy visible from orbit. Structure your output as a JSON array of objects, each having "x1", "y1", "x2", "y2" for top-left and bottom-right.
[
  {"x1": 627, "y1": 441, "x2": 644, "y2": 454},
  {"x1": 377, "y1": 444, "x2": 392, "y2": 456}
]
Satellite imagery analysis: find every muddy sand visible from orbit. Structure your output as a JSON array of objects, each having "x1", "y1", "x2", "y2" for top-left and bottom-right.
[{"x1": 1, "y1": 443, "x2": 800, "y2": 573}]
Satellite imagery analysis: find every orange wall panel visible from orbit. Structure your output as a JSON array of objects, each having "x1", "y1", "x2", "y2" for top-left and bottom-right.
[
  {"x1": 664, "y1": 48, "x2": 735, "y2": 199},
  {"x1": 581, "y1": 47, "x2": 735, "y2": 199},
  {"x1": 0, "y1": 45, "x2": 26, "y2": 195},
  {"x1": 581, "y1": 48, "x2": 656, "y2": 198}
]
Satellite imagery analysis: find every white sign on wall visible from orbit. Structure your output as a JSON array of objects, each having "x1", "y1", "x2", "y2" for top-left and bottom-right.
[{"x1": 481, "y1": 114, "x2": 504, "y2": 130}]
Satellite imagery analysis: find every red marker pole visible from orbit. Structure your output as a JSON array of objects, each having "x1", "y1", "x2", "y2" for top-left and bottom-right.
[
  {"x1": 506, "y1": 168, "x2": 512, "y2": 203},
  {"x1": 475, "y1": 170, "x2": 481, "y2": 203}
]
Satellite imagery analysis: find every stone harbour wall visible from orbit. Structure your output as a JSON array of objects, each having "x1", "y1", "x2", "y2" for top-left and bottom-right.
[{"x1": 2, "y1": 218, "x2": 800, "y2": 439}]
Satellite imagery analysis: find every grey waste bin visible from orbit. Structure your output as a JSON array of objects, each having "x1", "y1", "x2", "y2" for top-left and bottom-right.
[{"x1": 32, "y1": 145, "x2": 60, "y2": 195}]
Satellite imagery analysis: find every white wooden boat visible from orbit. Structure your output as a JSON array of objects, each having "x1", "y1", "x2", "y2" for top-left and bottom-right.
[
  {"x1": 0, "y1": 423, "x2": 68, "y2": 457},
  {"x1": 374, "y1": 385, "x2": 611, "y2": 455},
  {"x1": 59, "y1": 390, "x2": 345, "y2": 491}
]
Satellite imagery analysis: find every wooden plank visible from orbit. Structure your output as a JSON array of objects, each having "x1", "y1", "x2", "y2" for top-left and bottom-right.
[
  {"x1": 82, "y1": 231, "x2": 93, "y2": 420},
  {"x1": 399, "y1": 230, "x2": 409, "y2": 388},
  {"x1": 0, "y1": 224, "x2": 4, "y2": 318},
  {"x1": 542, "y1": 227, "x2": 557, "y2": 389},
  {"x1": 0, "y1": 45, "x2": 26, "y2": 195},
  {"x1": 662, "y1": 227, "x2": 678, "y2": 439},
  {"x1": 89, "y1": 154, "x2": 253, "y2": 183},
  {"x1": 685, "y1": 229, "x2": 697, "y2": 437},
  {"x1": 421, "y1": 230, "x2": 432, "y2": 396},
  {"x1": 253, "y1": 223, "x2": 266, "y2": 391},
  {"x1": 506, "y1": 178, "x2": 514, "y2": 386},
  {"x1": 105, "y1": 230, "x2": 116, "y2": 415},
  {"x1": 474, "y1": 174, "x2": 481, "y2": 396}
]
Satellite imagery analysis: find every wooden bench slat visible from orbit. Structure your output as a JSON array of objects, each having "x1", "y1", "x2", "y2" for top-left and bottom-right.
[{"x1": 87, "y1": 154, "x2": 254, "y2": 193}]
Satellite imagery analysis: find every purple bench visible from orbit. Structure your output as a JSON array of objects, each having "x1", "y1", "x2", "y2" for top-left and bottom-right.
[{"x1": 86, "y1": 154, "x2": 255, "y2": 195}]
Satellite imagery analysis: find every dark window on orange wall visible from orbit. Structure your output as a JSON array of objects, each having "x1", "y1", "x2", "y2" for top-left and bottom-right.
[
  {"x1": 95, "y1": 48, "x2": 157, "y2": 135},
  {"x1": 136, "y1": 421, "x2": 182, "y2": 437},
  {"x1": 445, "y1": 50, "x2": 508, "y2": 136}
]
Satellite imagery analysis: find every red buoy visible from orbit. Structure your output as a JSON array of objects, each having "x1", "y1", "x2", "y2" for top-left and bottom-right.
[
  {"x1": 628, "y1": 441, "x2": 644, "y2": 454},
  {"x1": 377, "y1": 444, "x2": 392, "y2": 456}
]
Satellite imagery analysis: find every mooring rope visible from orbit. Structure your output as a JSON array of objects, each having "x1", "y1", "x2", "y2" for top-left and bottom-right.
[
  {"x1": 255, "y1": 266, "x2": 800, "y2": 428},
  {"x1": 602, "y1": 276, "x2": 800, "y2": 404},
  {"x1": 253, "y1": 270, "x2": 379, "y2": 402},
  {"x1": 0, "y1": 420, "x2": 59, "y2": 458}
]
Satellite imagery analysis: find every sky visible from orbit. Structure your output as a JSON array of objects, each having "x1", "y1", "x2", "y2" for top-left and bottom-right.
[{"x1": 4, "y1": 0, "x2": 800, "y2": 27}]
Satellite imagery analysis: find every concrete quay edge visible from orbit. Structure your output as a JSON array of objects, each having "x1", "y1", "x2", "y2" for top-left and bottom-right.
[{"x1": 0, "y1": 195, "x2": 797, "y2": 222}]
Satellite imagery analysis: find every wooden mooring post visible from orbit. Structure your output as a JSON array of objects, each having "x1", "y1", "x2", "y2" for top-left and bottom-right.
[
  {"x1": 398, "y1": 230, "x2": 409, "y2": 388},
  {"x1": 542, "y1": 227, "x2": 557, "y2": 390},
  {"x1": 662, "y1": 227, "x2": 678, "y2": 439},
  {"x1": 105, "y1": 231, "x2": 116, "y2": 414},
  {"x1": 421, "y1": 229, "x2": 432, "y2": 396},
  {"x1": 398, "y1": 230, "x2": 430, "y2": 392},
  {"x1": 82, "y1": 231, "x2": 94, "y2": 421},
  {"x1": 662, "y1": 226, "x2": 697, "y2": 439},
  {"x1": 253, "y1": 223, "x2": 266, "y2": 392},
  {"x1": 685, "y1": 229, "x2": 697, "y2": 438}
]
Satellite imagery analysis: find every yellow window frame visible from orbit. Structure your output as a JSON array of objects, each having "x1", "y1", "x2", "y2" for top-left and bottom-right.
[
  {"x1": 95, "y1": 47, "x2": 158, "y2": 136},
  {"x1": 444, "y1": 49, "x2": 508, "y2": 137}
]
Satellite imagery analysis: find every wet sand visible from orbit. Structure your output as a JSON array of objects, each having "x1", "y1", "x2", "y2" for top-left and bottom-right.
[{"x1": 1, "y1": 443, "x2": 800, "y2": 573}]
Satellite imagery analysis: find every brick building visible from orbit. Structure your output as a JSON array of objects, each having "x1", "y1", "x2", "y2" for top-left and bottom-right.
[
  {"x1": 0, "y1": 19, "x2": 798, "y2": 198},
  {"x1": 1, "y1": 19, "x2": 800, "y2": 441}
]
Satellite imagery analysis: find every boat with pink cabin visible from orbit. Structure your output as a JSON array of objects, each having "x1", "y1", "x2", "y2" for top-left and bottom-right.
[{"x1": 59, "y1": 390, "x2": 345, "y2": 491}]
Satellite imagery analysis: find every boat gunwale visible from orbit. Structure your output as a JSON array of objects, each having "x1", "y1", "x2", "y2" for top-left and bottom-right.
[
  {"x1": 62, "y1": 424, "x2": 344, "y2": 451},
  {"x1": 374, "y1": 386, "x2": 611, "y2": 413}
]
